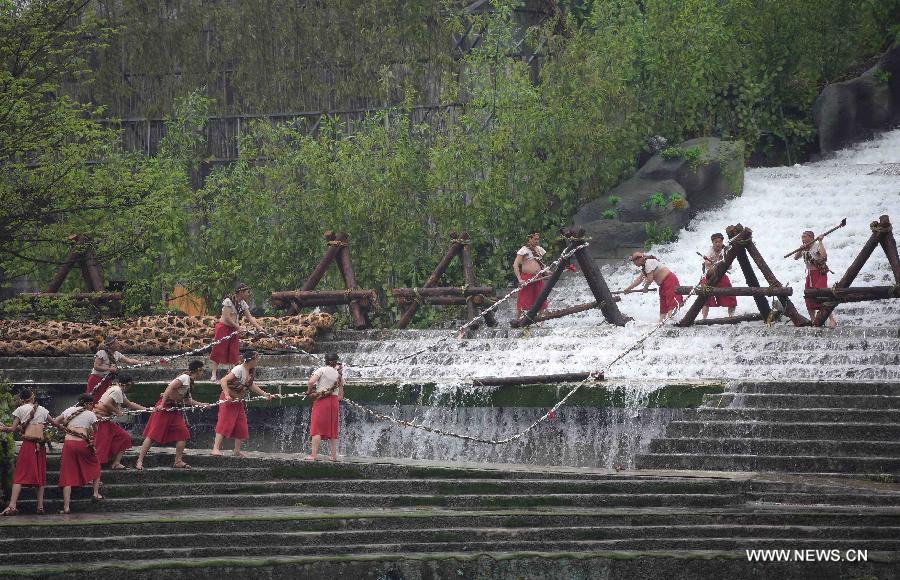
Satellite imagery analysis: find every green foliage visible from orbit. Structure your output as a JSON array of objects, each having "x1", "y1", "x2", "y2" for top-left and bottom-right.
[
  {"x1": 607, "y1": 195, "x2": 621, "y2": 206},
  {"x1": 601, "y1": 209, "x2": 618, "y2": 220},
  {"x1": 644, "y1": 222, "x2": 675, "y2": 249},
  {"x1": 660, "y1": 147, "x2": 683, "y2": 160},
  {"x1": 0, "y1": 379, "x2": 13, "y2": 498},
  {"x1": 642, "y1": 192, "x2": 669, "y2": 210},
  {"x1": 873, "y1": 68, "x2": 892, "y2": 84}
]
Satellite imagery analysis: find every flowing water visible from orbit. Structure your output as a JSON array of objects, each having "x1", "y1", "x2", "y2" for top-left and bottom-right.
[{"x1": 257, "y1": 131, "x2": 900, "y2": 466}]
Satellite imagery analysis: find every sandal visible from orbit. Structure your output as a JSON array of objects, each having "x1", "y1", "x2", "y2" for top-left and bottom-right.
[
  {"x1": 110, "y1": 464, "x2": 128, "y2": 470},
  {"x1": 1, "y1": 507, "x2": 17, "y2": 517},
  {"x1": 91, "y1": 494, "x2": 104, "y2": 503},
  {"x1": 173, "y1": 462, "x2": 192, "y2": 469},
  {"x1": 36, "y1": 508, "x2": 45, "y2": 516}
]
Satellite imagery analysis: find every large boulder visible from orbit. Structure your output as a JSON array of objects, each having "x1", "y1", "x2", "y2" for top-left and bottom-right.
[
  {"x1": 574, "y1": 137, "x2": 744, "y2": 259},
  {"x1": 813, "y1": 44, "x2": 900, "y2": 154}
]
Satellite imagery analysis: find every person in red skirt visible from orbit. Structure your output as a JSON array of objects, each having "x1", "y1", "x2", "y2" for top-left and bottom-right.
[
  {"x1": 94, "y1": 374, "x2": 149, "y2": 470},
  {"x1": 0, "y1": 389, "x2": 50, "y2": 516},
  {"x1": 209, "y1": 283, "x2": 265, "y2": 381},
  {"x1": 700, "y1": 233, "x2": 737, "y2": 320},
  {"x1": 135, "y1": 360, "x2": 207, "y2": 470},
  {"x1": 52, "y1": 394, "x2": 101, "y2": 514},
  {"x1": 85, "y1": 336, "x2": 143, "y2": 403},
  {"x1": 623, "y1": 252, "x2": 684, "y2": 322},
  {"x1": 212, "y1": 351, "x2": 273, "y2": 457},
  {"x1": 794, "y1": 230, "x2": 838, "y2": 328},
  {"x1": 513, "y1": 232, "x2": 549, "y2": 320},
  {"x1": 304, "y1": 353, "x2": 343, "y2": 462}
]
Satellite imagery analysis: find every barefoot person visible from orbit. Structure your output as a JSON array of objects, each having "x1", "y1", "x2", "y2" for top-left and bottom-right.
[
  {"x1": 136, "y1": 360, "x2": 206, "y2": 470},
  {"x1": 623, "y1": 252, "x2": 684, "y2": 322},
  {"x1": 513, "y1": 232, "x2": 548, "y2": 319},
  {"x1": 94, "y1": 374, "x2": 148, "y2": 470},
  {"x1": 700, "y1": 233, "x2": 737, "y2": 320},
  {"x1": 53, "y1": 394, "x2": 101, "y2": 513},
  {"x1": 794, "y1": 230, "x2": 838, "y2": 328},
  {"x1": 86, "y1": 336, "x2": 143, "y2": 403},
  {"x1": 305, "y1": 353, "x2": 344, "y2": 462},
  {"x1": 209, "y1": 283, "x2": 265, "y2": 381},
  {"x1": 212, "y1": 351, "x2": 274, "y2": 457},
  {"x1": 0, "y1": 389, "x2": 50, "y2": 516}
]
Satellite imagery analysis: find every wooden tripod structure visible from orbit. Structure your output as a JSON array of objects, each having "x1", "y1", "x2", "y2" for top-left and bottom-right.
[
  {"x1": 393, "y1": 232, "x2": 497, "y2": 329},
  {"x1": 270, "y1": 231, "x2": 375, "y2": 330},
  {"x1": 511, "y1": 228, "x2": 629, "y2": 328},
  {"x1": 807, "y1": 214, "x2": 900, "y2": 326},
  {"x1": 677, "y1": 224, "x2": 810, "y2": 327}
]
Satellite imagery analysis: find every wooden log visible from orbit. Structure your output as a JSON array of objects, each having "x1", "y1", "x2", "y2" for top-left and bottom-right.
[
  {"x1": 45, "y1": 247, "x2": 80, "y2": 293},
  {"x1": 693, "y1": 313, "x2": 765, "y2": 326},
  {"x1": 460, "y1": 232, "x2": 478, "y2": 325},
  {"x1": 335, "y1": 234, "x2": 370, "y2": 330},
  {"x1": 272, "y1": 290, "x2": 376, "y2": 302},
  {"x1": 81, "y1": 247, "x2": 105, "y2": 292},
  {"x1": 574, "y1": 244, "x2": 629, "y2": 327},
  {"x1": 19, "y1": 292, "x2": 123, "y2": 302},
  {"x1": 813, "y1": 215, "x2": 889, "y2": 326},
  {"x1": 285, "y1": 231, "x2": 342, "y2": 314},
  {"x1": 744, "y1": 237, "x2": 810, "y2": 327},
  {"x1": 734, "y1": 246, "x2": 771, "y2": 319},
  {"x1": 675, "y1": 286, "x2": 793, "y2": 297},
  {"x1": 392, "y1": 286, "x2": 495, "y2": 297},
  {"x1": 877, "y1": 215, "x2": 900, "y2": 283},
  {"x1": 804, "y1": 286, "x2": 900, "y2": 303},
  {"x1": 509, "y1": 298, "x2": 621, "y2": 328},
  {"x1": 472, "y1": 371, "x2": 602, "y2": 387},
  {"x1": 396, "y1": 232, "x2": 464, "y2": 329},
  {"x1": 677, "y1": 224, "x2": 747, "y2": 326},
  {"x1": 397, "y1": 296, "x2": 469, "y2": 306}
]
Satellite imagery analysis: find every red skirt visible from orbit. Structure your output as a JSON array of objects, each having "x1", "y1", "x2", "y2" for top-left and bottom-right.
[
  {"x1": 516, "y1": 273, "x2": 548, "y2": 313},
  {"x1": 13, "y1": 441, "x2": 47, "y2": 487},
  {"x1": 94, "y1": 421, "x2": 133, "y2": 464},
  {"x1": 658, "y1": 272, "x2": 685, "y2": 314},
  {"x1": 215, "y1": 394, "x2": 249, "y2": 439},
  {"x1": 143, "y1": 399, "x2": 191, "y2": 444},
  {"x1": 310, "y1": 395, "x2": 339, "y2": 440},
  {"x1": 209, "y1": 322, "x2": 240, "y2": 364},
  {"x1": 701, "y1": 273, "x2": 738, "y2": 308},
  {"x1": 85, "y1": 374, "x2": 113, "y2": 403},
  {"x1": 58, "y1": 439, "x2": 100, "y2": 488},
  {"x1": 805, "y1": 270, "x2": 828, "y2": 310}
]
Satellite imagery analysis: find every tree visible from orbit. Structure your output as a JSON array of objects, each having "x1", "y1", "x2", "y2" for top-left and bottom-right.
[{"x1": 0, "y1": 0, "x2": 135, "y2": 285}]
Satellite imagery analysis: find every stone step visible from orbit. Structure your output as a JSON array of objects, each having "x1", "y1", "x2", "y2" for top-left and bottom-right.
[
  {"x1": 4, "y1": 537, "x2": 898, "y2": 566},
  {"x1": 32, "y1": 478, "x2": 749, "y2": 499},
  {"x1": 701, "y1": 393, "x2": 900, "y2": 409},
  {"x1": 2, "y1": 367, "x2": 320, "y2": 382},
  {"x1": 13, "y1": 491, "x2": 741, "y2": 512},
  {"x1": 3, "y1": 529, "x2": 898, "y2": 565},
  {"x1": 648, "y1": 438, "x2": 900, "y2": 458},
  {"x1": 731, "y1": 381, "x2": 900, "y2": 396},
  {"x1": 748, "y1": 492, "x2": 900, "y2": 506},
  {"x1": 664, "y1": 421, "x2": 900, "y2": 441},
  {"x1": 635, "y1": 453, "x2": 900, "y2": 473},
  {"x1": 695, "y1": 407, "x2": 900, "y2": 423},
  {"x1": 5, "y1": 523, "x2": 899, "y2": 553}
]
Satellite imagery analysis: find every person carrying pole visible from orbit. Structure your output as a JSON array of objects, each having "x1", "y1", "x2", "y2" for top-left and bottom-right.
[
  {"x1": 209, "y1": 283, "x2": 265, "y2": 381},
  {"x1": 700, "y1": 233, "x2": 737, "y2": 319},
  {"x1": 793, "y1": 230, "x2": 838, "y2": 328}
]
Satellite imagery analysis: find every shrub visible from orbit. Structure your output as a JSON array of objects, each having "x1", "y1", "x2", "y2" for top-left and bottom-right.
[
  {"x1": 602, "y1": 209, "x2": 618, "y2": 219},
  {"x1": 607, "y1": 195, "x2": 621, "y2": 206},
  {"x1": 644, "y1": 222, "x2": 675, "y2": 249}
]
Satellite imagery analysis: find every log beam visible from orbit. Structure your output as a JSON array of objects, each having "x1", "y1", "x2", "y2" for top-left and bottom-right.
[
  {"x1": 573, "y1": 239, "x2": 629, "y2": 327},
  {"x1": 460, "y1": 232, "x2": 478, "y2": 326},
  {"x1": 472, "y1": 371, "x2": 602, "y2": 387},
  {"x1": 804, "y1": 286, "x2": 900, "y2": 303},
  {"x1": 677, "y1": 224, "x2": 746, "y2": 326},
  {"x1": 675, "y1": 286, "x2": 793, "y2": 297},
  {"x1": 335, "y1": 234, "x2": 370, "y2": 329},
  {"x1": 509, "y1": 298, "x2": 620, "y2": 328},
  {"x1": 396, "y1": 232, "x2": 464, "y2": 329},
  {"x1": 744, "y1": 237, "x2": 809, "y2": 326},
  {"x1": 693, "y1": 313, "x2": 765, "y2": 326}
]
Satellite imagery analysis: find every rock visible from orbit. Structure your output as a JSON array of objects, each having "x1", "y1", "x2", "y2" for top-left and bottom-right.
[
  {"x1": 574, "y1": 138, "x2": 744, "y2": 259},
  {"x1": 813, "y1": 44, "x2": 900, "y2": 154}
]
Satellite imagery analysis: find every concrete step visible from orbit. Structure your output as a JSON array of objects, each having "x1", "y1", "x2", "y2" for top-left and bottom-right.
[
  {"x1": 701, "y1": 393, "x2": 900, "y2": 409},
  {"x1": 748, "y1": 492, "x2": 900, "y2": 506},
  {"x1": 32, "y1": 478, "x2": 749, "y2": 499},
  {"x1": 4, "y1": 537, "x2": 899, "y2": 566},
  {"x1": 648, "y1": 438, "x2": 900, "y2": 458},
  {"x1": 636, "y1": 453, "x2": 900, "y2": 473},
  {"x1": 5, "y1": 524, "x2": 899, "y2": 554},
  {"x1": 14, "y1": 490, "x2": 743, "y2": 512},
  {"x1": 695, "y1": 407, "x2": 900, "y2": 423},
  {"x1": 664, "y1": 421, "x2": 900, "y2": 441},
  {"x1": 4, "y1": 507, "x2": 900, "y2": 538}
]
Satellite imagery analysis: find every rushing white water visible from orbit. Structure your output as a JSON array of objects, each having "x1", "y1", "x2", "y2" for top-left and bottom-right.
[{"x1": 342, "y1": 130, "x2": 900, "y2": 384}]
